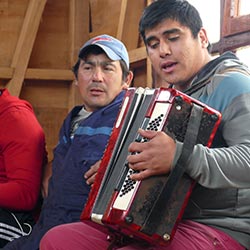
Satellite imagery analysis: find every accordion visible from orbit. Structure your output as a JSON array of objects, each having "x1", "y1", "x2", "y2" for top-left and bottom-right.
[{"x1": 81, "y1": 87, "x2": 221, "y2": 246}]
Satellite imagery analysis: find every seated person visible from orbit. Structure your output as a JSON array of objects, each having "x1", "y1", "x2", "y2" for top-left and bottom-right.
[
  {"x1": 0, "y1": 88, "x2": 47, "y2": 248},
  {"x1": 3, "y1": 34, "x2": 133, "y2": 250}
]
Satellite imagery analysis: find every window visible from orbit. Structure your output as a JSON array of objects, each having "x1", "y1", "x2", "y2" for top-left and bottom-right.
[{"x1": 189, "y1": 0, "x2": 250, "y2": 67}]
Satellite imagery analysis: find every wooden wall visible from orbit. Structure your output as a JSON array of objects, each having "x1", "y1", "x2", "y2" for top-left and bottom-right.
[
  {"x1": 1, "y1": 0, "x2": 249, "y2": 160},
  {"x1": 0, "y1": 0, "x2": 152, "y2": 160}
]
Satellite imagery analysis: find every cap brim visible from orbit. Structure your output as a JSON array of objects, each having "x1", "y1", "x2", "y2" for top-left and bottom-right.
[{"x1": 79, "y1": 44, "x2": 121, "y2": 62}]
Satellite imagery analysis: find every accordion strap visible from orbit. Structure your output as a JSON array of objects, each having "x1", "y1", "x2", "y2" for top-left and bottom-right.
[{"x1": 141, "y1": 103, "x2": 204, "y2": 234}]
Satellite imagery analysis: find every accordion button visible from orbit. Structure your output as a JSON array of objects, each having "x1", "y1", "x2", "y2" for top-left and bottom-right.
[
  {"x1": 125, "y1": 216, "x2": 133, "y2": 224},
  {"x1": 162, "y1": 233, "x2": 170, "y2": 241}
]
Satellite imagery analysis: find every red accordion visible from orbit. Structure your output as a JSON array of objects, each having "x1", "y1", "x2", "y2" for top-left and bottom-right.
[{"x1": 81, "y1": 87, "x2": 221, "y2": 246}]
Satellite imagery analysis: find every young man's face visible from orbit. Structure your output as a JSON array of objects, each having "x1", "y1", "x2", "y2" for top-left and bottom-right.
[
  {"x1": 76, "y1": 53, "x2": 129, "y2": 112},
  {"x1": 144, "y1": 19, "x2": 209, "y2": 91}
]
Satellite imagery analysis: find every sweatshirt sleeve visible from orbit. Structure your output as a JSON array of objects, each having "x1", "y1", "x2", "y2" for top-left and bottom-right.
[
  {"x1": 0, "y1": 105, "x2": 46, "y2": 211},
  {"x1": 183, "y1": 74, "x2": 250, "y2": 188}
]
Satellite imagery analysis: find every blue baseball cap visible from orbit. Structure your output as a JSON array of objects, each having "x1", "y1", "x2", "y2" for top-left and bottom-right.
[{"x1": 78, "y1": 34, "x2": 129, "y2": 69}]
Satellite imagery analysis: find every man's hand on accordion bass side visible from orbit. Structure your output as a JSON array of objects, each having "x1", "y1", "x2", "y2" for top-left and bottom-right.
[
  {"x1": 127, "y1": 129, "x2": 176, "y2": 181},
  {"x1": 84, "y1": 160, "x2": 101, "y2": 185}
]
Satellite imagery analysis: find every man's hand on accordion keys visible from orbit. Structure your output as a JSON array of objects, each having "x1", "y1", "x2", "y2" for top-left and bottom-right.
[
  {"x1": 84, "y1": 160, "x2": 101, "y2": 185},
  {"x1": 127, "y1": 128, "x2": 176, "y2": 181}
]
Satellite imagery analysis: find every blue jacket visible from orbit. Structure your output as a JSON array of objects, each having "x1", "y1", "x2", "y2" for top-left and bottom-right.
[{"x1": 4, "y1": 91, "x2": 125, "y2": 250}]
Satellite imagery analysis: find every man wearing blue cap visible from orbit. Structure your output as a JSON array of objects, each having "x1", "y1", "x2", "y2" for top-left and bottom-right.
[{"x1": 3, "y1": 34, "x2": 133, "y2": 250}]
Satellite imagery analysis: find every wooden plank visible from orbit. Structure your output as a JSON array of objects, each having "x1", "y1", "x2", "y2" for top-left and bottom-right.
[
  {"x1": 20, "y1": 81, "x2": 70, "y2": 109},
  {"x1": 229, "y1": 14, "x2": 250, "y2": 35},
  {"x1": 129, "y1": 47, "x2": 147, "y2": 63},
  {"x1": 35, "y1": 107, "x2": 68, "y2": 161},
  {"x1": 211, "y1": 31, "x2": 250, "y2": 54},
  {"x1": 117, "y1": 0, "x2": 146, "y2": 50},
  {"x1": 25, "y1": 68, "x2": 74, "y2": 80},
  {"x1": 69, "y1": 0, "x2": 90, "y2": 65},
  {"x1": 0, "y1": 67, "x2": 14, "y2": 79},
  {"x1": 68, "y1": 0, "x2": 90, "y2": 110},
  {"x1": 27, "y1": 0, "x2": 71, "y2": 70},
  {"x1": 6, "y1": 0, "x2": 47, "y2": 96},
  {"x1": 0, "y1": 1, "x2": 29, "y2": 67},
  {"x1": 117, "y1": 0, "x2": 127, "y2": 40},
  {"x1": 0, "y1": 67, "x2": 74, "y2": 81},
  {"x1": 20, "y1": 80, "x2": 71, "y2": 162},
  {"x1": 221, "y1": 0, "x2": 250, "y2": 37},
  {"x1": 90, "y1": 0, "x2": 122, "y2": 37}
]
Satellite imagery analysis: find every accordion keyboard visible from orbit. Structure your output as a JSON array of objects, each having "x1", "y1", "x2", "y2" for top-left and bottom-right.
[{"x1": 113, "y1": 103, "x2": 171, "y2": 210}]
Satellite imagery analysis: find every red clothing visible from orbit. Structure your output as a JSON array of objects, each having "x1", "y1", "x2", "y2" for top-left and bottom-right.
[
  {"x1": 0, "y1": 88, "x2": 47, "y2": 211},
  {"x1": 40, "y1": 220, "x2": 246, "y2": 250}
]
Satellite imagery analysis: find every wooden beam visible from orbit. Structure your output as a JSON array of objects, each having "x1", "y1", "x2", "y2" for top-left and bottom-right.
[
  {"x1": 211, "y1": 31, "x2": 250, "y2": 54},
  {"x1": 222, "y1": 0, "x2": 250, "y2": 37},
  {"x1": 117, "y1": 0, "x2": 127, "y2": 40},
  {"x1": 0, "y1": 67, "x2": 14, "y2": 79},
  {"x1": 69, "y1": 0, "x2": 90, "y2": 66},
  {"x1": 117, "y1": 0, "x2": 145, "y2": 50},
  {"x1": 0, "y1": 67, "x2": 74, "y2": 81},
  {"x1": 129, "y1": 47, "x2": 147, "y2": 63},
  {"x1": 6, "y1": 0, "x2": 47, "y2": 96},
  {"x1": 68, "y1": 0, "x2": 90, "y2": 109},
  {"x1": 25, "y1": 68, "x2": 74, "y2": 80}
]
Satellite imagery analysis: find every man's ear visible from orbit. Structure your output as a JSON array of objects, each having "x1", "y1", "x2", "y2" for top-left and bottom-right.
[
  {"x1": 199, "y1": 28, "x2": 209, "y2": 49},
  {"x1": 74, "y1": 80, "x2": 78, "y2": 86},
  {"x1": 122, "y1": 71, "x2": 134, "y2": 89}
]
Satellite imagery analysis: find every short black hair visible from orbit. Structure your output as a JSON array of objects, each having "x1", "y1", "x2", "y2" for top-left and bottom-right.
[{"x1": 139, "y1": 0, "x2": 211, "y2": 51}]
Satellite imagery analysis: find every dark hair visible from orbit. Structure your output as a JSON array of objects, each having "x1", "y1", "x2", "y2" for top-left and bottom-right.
[
  {"x1": 72, "y1": 46, "x2": 130, "y2": 82},
  {"x1": 139, "y1": 0, "x2": 211, "y2": 50}
]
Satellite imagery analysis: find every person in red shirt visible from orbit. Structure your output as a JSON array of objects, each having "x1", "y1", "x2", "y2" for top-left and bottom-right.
[{"x1": 0, "y1": 88, "x2": 47, "y2": 248}]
